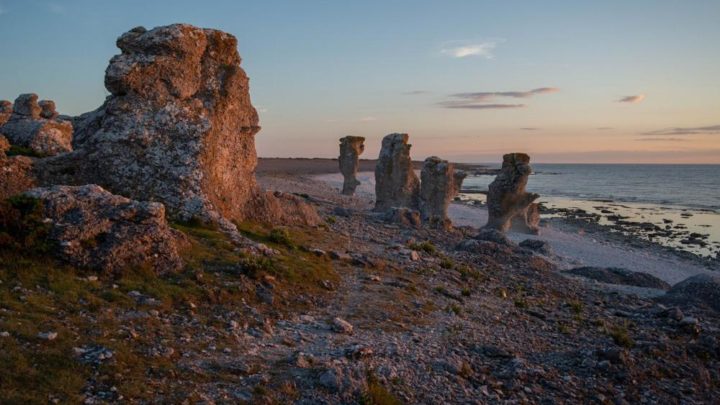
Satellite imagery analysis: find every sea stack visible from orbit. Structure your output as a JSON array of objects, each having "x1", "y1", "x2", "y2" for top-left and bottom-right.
[
  {"x1": 338, "y1": 135, "x2": 365, "y2": 195},
  {"x1": 37, "y1": 24, "x2": 318, "y2": 226},
  {"x1": 374, "y1": 133, "x2": 420, "y2": 211},
  {"x1": 0, "y1": 93, "x2": 73, "y2": 156},
  {"x1": 419, "y1": 156, "x2": 466, "y2": 229},
  {"x1": 485, "y1": 153, "x2": 539, "y2": 232}
]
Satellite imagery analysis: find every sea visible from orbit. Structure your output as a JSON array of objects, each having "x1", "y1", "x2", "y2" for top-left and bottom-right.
[{"x1": 461, "y1": 164, "x2": 720, "y2": 258}]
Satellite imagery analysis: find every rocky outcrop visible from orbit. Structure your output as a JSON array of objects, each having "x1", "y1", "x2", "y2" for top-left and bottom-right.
[
  {"x1": 0, "y1": 94, "x2": 73, "y2": 156},
  {"x1": 564, "y1": 267, "x2": 670, "y2": 290},
  {"x1": 338, "y1": 136, "x2": 365, "y2": 195},
  {"x1": 374, "y1": 133, "x2": 419, "y2": 211},
  {"x1": 485, "y1": 153, "x2": 539, "y2": 232},
  {"x1": 660, "y1": 273, "x2": 720, "y2": 312},
  {"x1": 23, "y1": 185, "x2": 183, "y2": 274},
  {"x1": 36, "y1": 24, "x2": 318, "y2": 227},
  {"x1": 0, "y1": 100, "x2": 12, "y2": 125},
  {"x1": 0, "y1": 135, "x2": 36, "y2": 199},
  {"x1": 419, "y1": 156, "x2": 466, "y2": 229},
  {"x1": 511, "y1": 202, "x2": 541, "y2": 234}
]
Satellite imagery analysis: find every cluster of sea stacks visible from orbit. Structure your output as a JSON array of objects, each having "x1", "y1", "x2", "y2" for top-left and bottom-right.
[
  {"x1": 338, "y1": 134, "x2": 539, "y2": 233},
  {"x1": 0, "y1": 23, "x2": 540, "y2": 274},
  {"x1": 0, "y1": 24, "x2": 319, "y2": 273}
]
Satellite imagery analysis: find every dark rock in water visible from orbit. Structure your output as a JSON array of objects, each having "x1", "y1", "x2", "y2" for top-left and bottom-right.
[
  {"x1": 519, "y1": 239, "x2": 552, "y2": 255},
  {"x1": 338, "y1": 136, "x2": 365, "y2": 195},
  {"x1": 564, "y1": 267, "x2": 670, "y2": 290},
  {"x1": 660, "y1": 273, "x2": 720, "y2": 312},
  {"x1": 22, "y1": 184, "x2": 183, "y2": 274},
  {"x1": 374, "y1": 133, "x2": 420, "y2": 211},
  {"x1": 485, "y1": 153, "x2": 539, "y2": 232},
  {"x1": 383, "y1": 207, "x2": 421, "y2": 228},
  {"x1": 473, "y1": 228, "x2": 513, "y2": 246}
]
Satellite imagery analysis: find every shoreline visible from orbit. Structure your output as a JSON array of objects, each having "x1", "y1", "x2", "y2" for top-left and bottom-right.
[{"x1": 310, "y1": 171, "x2": 719, "y2": 285}]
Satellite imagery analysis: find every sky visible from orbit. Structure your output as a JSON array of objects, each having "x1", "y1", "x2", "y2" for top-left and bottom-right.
[{"x1": 0, "y1": 0, "x2": 719, "y2": 163}]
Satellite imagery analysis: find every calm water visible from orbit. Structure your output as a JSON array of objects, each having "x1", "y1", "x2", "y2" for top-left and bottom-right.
[
  {"x1": 464, "y1": 164, "x2": 720, "y2": 211},
  {"x1": 461, "y1": 164, "x2": 720, "y2": 257}
]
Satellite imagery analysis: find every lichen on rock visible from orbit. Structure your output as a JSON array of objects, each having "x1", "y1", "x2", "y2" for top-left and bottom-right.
[
  {"x1": 21, "y1": 184, "x2": 183, "y2": 274},
  {"x1": 0, "y1": 94, "x2": 73, "y2": 156},
  {"x1": 36, "y1": 23, "x2": 318, "y2": 229}
]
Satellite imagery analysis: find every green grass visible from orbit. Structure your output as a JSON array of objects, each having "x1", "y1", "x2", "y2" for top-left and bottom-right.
[
  {"x1": 408, "y1": 241, "x2": 436, "y2": 255},
  {"x1": 608, "y1": 323, "x2": 635, "y2": 348},
  {"x1": 360, "y1": 372, "x2": 403, "y2": 405}
]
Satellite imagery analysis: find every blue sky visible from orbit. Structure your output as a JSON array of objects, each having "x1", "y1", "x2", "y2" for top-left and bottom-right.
[{"x1": 1, "y1": 0, "x2": 719, "y2": 162}]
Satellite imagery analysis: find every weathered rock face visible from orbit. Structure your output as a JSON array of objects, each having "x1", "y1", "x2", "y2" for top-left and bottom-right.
[
  {"x1": 338, "y1": 136, "x2": 365, "y2": 195},
  {"x1": 484, "y1": 153, "x2": 539, "y2": 232},
  {"x1": 23, "y1": 185, "x2": 183, "y2": 274},
  {"x1": 661, "y1": 273, "x2": 720, "y2": 312},
  {"x1": 0, "y1": 100, "x2": 12, "y2": 125},
  {"x1": 39, "y1": 24, "x2": 318, "y2": 227},
  {"x1": 511, "y1": 202, "x2": 541, "y2": 234},
  {"x1": 419, "y1": 156, "x2": 466, "y2": 229},
  {"x1": 0, "y1": 94, "x2": 73, "y2": 156},
  {"x1": 374, "y1": 133, "x2": 420, "y2": 211},
  {"x1": 0, "y1": 135, "x2": 36, "y2": 199}
]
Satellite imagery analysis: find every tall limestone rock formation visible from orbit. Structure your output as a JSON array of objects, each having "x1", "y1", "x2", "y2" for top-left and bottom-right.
[
  {"x1": 338, "y1": 136, "x2": 365, "y2": 195},
  {"x1": 37, "y1": 24, "x2": 318, "y2": 226},
  {"x1": 485, "y1": 153, "x2": 539, "y2": 232},
  {"x1": 374, "y1": 133, "x2": 420, "y2": 211},
  {"x1": 419, "y1": 156, "x2": 466, "y2": 229}
]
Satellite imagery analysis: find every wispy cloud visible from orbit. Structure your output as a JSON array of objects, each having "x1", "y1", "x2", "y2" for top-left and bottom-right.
[
  {"x1": 596, "y1": 127, "x2": 613, "y2": 130},
  {"x1": 403, "y1": 90, "x2": 429, "y2": 95},
  {"x1": 635, "y1": 137, "x2": 688, "y2": 142},
  {"x1": 520, "y1": 127, "x2": 540, "y2": 131},
  {"x1": 641, "y1": 124, "x2": 720, "y2": 136},
  {"x1": 440, "y1": 87, "x2": 557, "y2": 110},
  {"x1": 617, "y1": 94, "x2": 645, "y2": 104},
  {"x1": 451, "y1": 87, "x2": 559, "y2": 101},
  {"x1": 440, "y1": 102, "x2": 525, "y2": 110},
  {"x1": 441, "y1": 41, "x2": 498, "y2": 59},
  {"x1": 359, "y1": 116, "x2": 377, "y2": 122}
]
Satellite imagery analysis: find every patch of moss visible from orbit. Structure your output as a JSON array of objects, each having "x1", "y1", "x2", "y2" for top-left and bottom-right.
[
  {"x1": 408, "y1": 241, "x2": 436, "y2": 255},
  {"x1": 608, "y1": 323, "x2": 635, "y2": 348}
]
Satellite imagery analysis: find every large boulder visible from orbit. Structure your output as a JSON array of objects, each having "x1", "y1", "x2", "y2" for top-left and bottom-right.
[
  {"x1": 485, "y1": 153, "x2": 539, "y2": 232},
  {"x1": 338, "y1": 136, "x2": 365, "y2": 195},
  {"x1": 21, "y1": 185, "x2": 183, "y2": 274},
  {"x1": 36, "y1": 24, "x2": 318, "y2": 227},
  {"x1": 0, "y1": 94, "x2": 73, "y2": 156},
  {"x1": 660, "y1": 273, "x2": 720, "y2": 312},
  {"x1": 374, "y1": 133, "x2": 420, "y2": 211},
  {"x1": 419, "y1": 156, "x2": 466, "y2": 229},
  {"x1": 0, "y1": 135, "x2": 36, "y2": 199}
]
